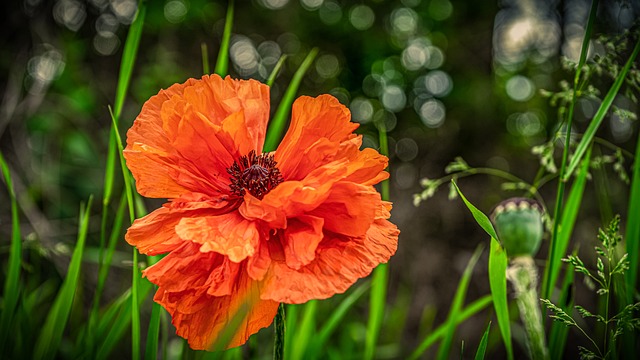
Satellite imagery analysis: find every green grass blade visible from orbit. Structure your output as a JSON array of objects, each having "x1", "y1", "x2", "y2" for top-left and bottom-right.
[
  {"x1": 290, "y1": 301, "x2": 316, "y2": 360},
  {"x1": 201, "y1": 42, "x2": 210, "y2": 74},
  {"x1": 548, "y1": 261, "x2": 575, "y2": 360},
  {"x1": 365, "y1": 264, "x2": 388, "y2": 360},
  {"x1": 131, "y1": 250, "x2": 141, "y2": 360},
  {"x1": 563, "y1": 37, "x2": 640, "y2": 180},
  {"x1": 263, "y1": 48, "x2": 319, "y2": 152},
  {"x1": 114, "y1": 3, "x2": 146, "y2": 119},
  {"x1": 0, "y1": 153, "x2": 22, "y2": 353},
  {"x1": 86, "y1": 192, "x2": 127, "y2": 355},
  {"x1": 489, "y1": 237, "x2": 513, "y2": 360},
  {"x1": 307, "y1": 281, "x2": 370, "y2": 360},
  {"x1": 625, "y1": 131, "x2": 640, "y2": 303},
  {"x1": 284, "y1": 304, "x2": 297, "y2": 360},
  {"x1": 214, "y1": 0, "x2": 234, "y2": 77},
  {"x1": 542, "y1": 147, "x2": 590, "y2": 299},
  {"x1": 34, "y1": 196, "x2": 93, "y2": 360},
  {"x1": 145, "y1": 302, "x2": 162, "y2": 360},
  {"x1": 266, "y1": 55, "x2": 288, "y2": 87},
  {"x1": 96, "y1": 280, "x2": 153, "y2": 360},
  {"x1": 451, "y1": 180, "x2": 499, "y2": 240},
  {"x1": 474, "y1": 322, "x2": 491, "y2": 360},
  {"x1": 409, "y1": 296, "x2": 492, "y2": 359},
  {"x1": 365, "y1": 117, "x2": 392, "y2": 360},
  {"x1": 435, "y1": 245, "x2": 484, "y2": 360}
]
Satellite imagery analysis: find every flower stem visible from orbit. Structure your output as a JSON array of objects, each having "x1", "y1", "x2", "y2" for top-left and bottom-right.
[
  {"x1": 507, "y1": 256, "x2": 549, "y2": 360},
  {"x1": 274, "y1": 303, "x2": 286, "y2": 360}
]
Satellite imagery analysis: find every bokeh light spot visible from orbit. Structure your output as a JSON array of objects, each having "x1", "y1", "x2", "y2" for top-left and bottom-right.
[
  {"x1": 418, "y1": 99, "x2": 446, "y2": 128},
  {"x1": 424, "y1": 70, "x2": 452, "y2": 97},
  {"x1": 316, "y1": 54, "x2": 340, "y2": 79},
  {"x1": 350, "y1": 97, "x2": 374, "y2": 123},
  {"x1": 506, "y1": 75, "x2": 535, "y2": 102},
  {"x1": 381, "y1": 85, "x2": 406, "y2": 113},
  {"x1": 164, "y1": 0, "x2": 188, "y2": 24},
  {"x1": 396, "y1": 138, "x2": 419, "y2": 162},
  {"x1": 319, "y1": 0, "x2": 342, "y2": 25},
  {"x1": 349, "y1": 5, "x2": 375, "y2": 30}
]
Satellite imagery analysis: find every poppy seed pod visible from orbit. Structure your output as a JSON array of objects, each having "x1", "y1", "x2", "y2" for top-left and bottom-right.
[{"x1": 491, "y1": 198, "x2": 544, "y2": 257}]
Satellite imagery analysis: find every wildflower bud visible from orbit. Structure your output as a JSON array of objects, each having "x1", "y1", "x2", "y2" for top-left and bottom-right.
[{"x1": 491, "y1": 197, "x2": 544, "y2": 257}]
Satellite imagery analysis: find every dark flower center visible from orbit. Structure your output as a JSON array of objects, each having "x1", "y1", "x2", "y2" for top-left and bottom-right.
[{"x1": 227, "y1": 150, "x2": 283, "y2": 199}]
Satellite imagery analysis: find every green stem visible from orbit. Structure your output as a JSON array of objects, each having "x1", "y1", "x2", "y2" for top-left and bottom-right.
[
  {"x1": 274, "y1": 303, "x2": 285, "y2": 360},
  {"x1": 507, "y1": 256, "x2": 549, "y2": 360}
]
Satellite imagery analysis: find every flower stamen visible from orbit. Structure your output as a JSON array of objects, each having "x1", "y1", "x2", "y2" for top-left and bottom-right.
[{"x1": 228, "y1": 150, "x2": 283, "y2": 199}]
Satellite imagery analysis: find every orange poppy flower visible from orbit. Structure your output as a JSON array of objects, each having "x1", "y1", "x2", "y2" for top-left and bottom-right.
[{"x1": 124, "y1": 74, "x2": 399, "y2": 350}]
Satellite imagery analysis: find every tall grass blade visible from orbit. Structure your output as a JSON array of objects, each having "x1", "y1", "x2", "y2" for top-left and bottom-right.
[
  {"x1": 145, "y1": 301, "x2": 162, "y2": 360},
  {"x1": 34, "y1": 196, "x2": 93, "y2": 360},
  {"x1": 489, "y1": 237, "x2": 513, "y2": 360},
  {"x1": 201, "y1": 42, "x2": 210, "y2": 74},
  {"x1": 284, "y1": 304, "x2": 298, "y2": 360},
  {"x1": 266, "y1": 55, "x2": 288, "y2": 87},
  {"x1": 0, "y1": 153, "x2": 22, "y2": 353},
  {"x1": 549, "y1": 262, "x2": 575, "y2": 360},
  {"x1": 86, "y1": 193, "x2": 127, "y2": 355},
  {"x1": 408, "y1": 292, "x2": 492, "y2": 359},
  {"x1": 435, "y1": 245, "x2": 484, "y2": 360},
  {"x1": 263, "y1": 48, "x2": 319, "y2": 152},
  {"x1": 451, "y1": 180, "x2": 498, "y2": 240},
  {"x1": 474, "y1": 322, "x2": 491, "y2": 360},
  {"x1": 563, "y1": 37, "x2": 640, "y2": 181},
  {"x1": 625, "y1": 130, "x2": 640, "y2": 303},
  {"x1": 214, "y1": 0, "x2": 234, "y2": 77},
  {"x1": 542, "y1": 148, "x2": 590, "y2": 299},
  {"x1": 619, "y1": 115, "x2": 640, "y2": 358},
  {"x1": 307, "y1": 281, "x2": 370, "y2": 360},
  {"x1": 114, "y1": 3, "x2": 146, "y2": 120},
  {"x1": 365, "y1": 109, "x2": 392, "y2": 360},
  {"x1": 290, "y1": 301, "x2": 316, "y2": 360},
  {"x1": 96, "y1": 280, "x2": 153, "y2": 360}
]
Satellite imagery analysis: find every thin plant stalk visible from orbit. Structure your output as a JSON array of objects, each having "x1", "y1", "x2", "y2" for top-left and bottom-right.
[
  {"x1": 542, "y1": 0, "x2": 598, "y2": 300},
  {"x1": 365, "y1": 112, "x2": 390, "y2": 360}
]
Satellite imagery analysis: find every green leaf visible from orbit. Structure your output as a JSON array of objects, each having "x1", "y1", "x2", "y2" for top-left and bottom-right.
[
  {"x1": 0, "y1": 153, "x2": 22, "y2": 353},
  {"x1": 263, "y1": 48, "x2": 319, "y2": 152},
  {"x1": 409, "y1": 296, "x2": 492, "y2": 359},
  {"x1": 34, "y1": 197, "x2": 93, "y2": 360},
  {"x1": 489, "y1": 237, "x2": 513, "y2": 360},
  {"x1": 366, "y1": 263, "x2": 388, "y2": 360},
  {"x1": 474, "y1": 322, "x2": 491, "y2": 360},
  {"x1": 214, "y1": 0, "x2": 234, "y2": 77},
  {"x1": 563, "y1": 36, "x2": 640, "y2": 180},
  {"x1": 451, "y1": 180, "x2": 499, "y2": 240}
]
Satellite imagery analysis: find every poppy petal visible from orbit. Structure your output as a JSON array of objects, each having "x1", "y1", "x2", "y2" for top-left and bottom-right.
[
  {"x1": 275, "y1": 95, "x2": 358, "y2": 180},
  {"x1": 125, "y1": 76, "x2": 270, "y2": 198},
  {"x1": 144, "y1": 242, "x2": 240, "y2": 296},
  {"x1": 310, "y1": 182, "x2": 380, "y2": 237},
  {"x1": 125, "y1": 193, "x2": 233, "y2": 256},
  {"x1": 261, "y1": 217, "x2": 399, "y2": 303},
  {"x1": 154, "y1": 270, "x2": 278, "y2": 350},
  {"x1": 175, "y1": 211, "x2": 260, "y2": 263},
  {"x1": 282, "y1": 215, "x2": 324, "y2": 270}
]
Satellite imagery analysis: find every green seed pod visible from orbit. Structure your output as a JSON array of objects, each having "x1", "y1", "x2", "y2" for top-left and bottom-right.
[{"x1": 491, "y1": 198, "x2": 544, "y2": 258}]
